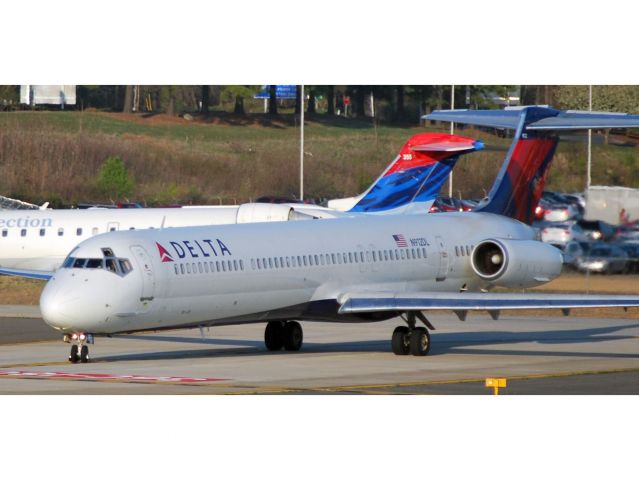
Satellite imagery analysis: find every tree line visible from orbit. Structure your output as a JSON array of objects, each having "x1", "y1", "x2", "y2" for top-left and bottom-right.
[{"x1": 4, "y1": 86, "x2": 639, "y2": 122}]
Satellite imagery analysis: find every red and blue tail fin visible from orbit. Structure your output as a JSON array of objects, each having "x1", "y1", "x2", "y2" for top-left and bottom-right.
[
  {"x1": 425, "y1": 106, "x2": 639, "y2": 225},
  {"x1": 347, "y1": 133, "x2": 483, "y2": 213}
]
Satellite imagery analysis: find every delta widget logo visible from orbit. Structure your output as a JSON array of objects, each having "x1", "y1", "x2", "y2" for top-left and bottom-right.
[{"x1": 156, "y1": 242, "x2": 174, "y2": 262}]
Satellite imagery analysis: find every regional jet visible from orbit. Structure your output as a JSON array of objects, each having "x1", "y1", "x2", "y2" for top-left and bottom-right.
[
  {"x1": 38, "y1": 107, "x2": 639, "y2": 362},
  {"x1": 0, "y1": 132, "x2": 481, "y2": 277}
]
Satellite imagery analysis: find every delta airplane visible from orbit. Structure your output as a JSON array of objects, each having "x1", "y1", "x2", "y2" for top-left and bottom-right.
[
  {"x1": 37, "y1": 106, "x2": 639, "y2": 363},
  {"x1": 0, "y1": 133, "x2": 481, "y2": 278}
]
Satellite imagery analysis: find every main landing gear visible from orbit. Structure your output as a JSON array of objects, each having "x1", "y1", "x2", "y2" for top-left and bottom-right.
[
  {"x1": 64, "y1": 333, "x2": 94, "y2": 363},
  {"x1": 264, "y1": 321, "x2": 303, "y2": 352},
  {"x1": 391, "y1": 312, "x2": 433, "y2": 356}
]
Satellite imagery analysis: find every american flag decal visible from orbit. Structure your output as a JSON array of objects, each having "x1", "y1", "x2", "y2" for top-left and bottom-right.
[{"x1": 392, "y1": 234, "x2": 408, "y2": 247}]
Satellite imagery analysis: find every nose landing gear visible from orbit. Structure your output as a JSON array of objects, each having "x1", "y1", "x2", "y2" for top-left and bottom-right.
[
  {"x1": 264, "y1": 321, "x2": 303, "y2": 351},
  {"x1": 391, "y1": 312, "x2": 433, "y2": 356},
  {"x1": 64, "y1": 333, "x2": 94, "y2": 363}
]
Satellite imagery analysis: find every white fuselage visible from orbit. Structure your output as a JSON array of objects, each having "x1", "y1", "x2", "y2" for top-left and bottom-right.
[{"x1": 40, "y1": 212, "x2": 544, "y2": 335}]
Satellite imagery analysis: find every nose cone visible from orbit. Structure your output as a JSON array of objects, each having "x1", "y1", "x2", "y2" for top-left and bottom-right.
[{"x1": 40, "y1": 276, "x2": 109, "y2": 333}]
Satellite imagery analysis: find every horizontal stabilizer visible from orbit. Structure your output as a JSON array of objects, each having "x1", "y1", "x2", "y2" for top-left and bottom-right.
[
  {"x1": 0, "y1": 266, "x2": 53, "y2": 281},
  {"x1": 411, "y1": 140, "x2": 483, "y2": 152},
  {"x1": 338, "y1": 292, "x2": 639, "y2": 314},
  {"x1": 423, "y1": 107, "x2": 639, "y2": 131}
]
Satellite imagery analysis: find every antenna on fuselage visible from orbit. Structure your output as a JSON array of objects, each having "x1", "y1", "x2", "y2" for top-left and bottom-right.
[{"x1": 160, "y1": 216, "x2": 166, "y2": 229}]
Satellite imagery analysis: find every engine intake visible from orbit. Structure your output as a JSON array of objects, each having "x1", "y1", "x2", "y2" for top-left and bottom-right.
[{"x1": 471, "y1": 238, "x2": 562, "y2": 288}]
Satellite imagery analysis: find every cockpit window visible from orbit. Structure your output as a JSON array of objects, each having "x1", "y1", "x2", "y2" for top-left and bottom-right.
[
  {"x1": 61, "y1": 252, "x2": 133, "y2": 277},
  {"x1": 85, "y1": 258, "x2": 103, "y2": 269}
]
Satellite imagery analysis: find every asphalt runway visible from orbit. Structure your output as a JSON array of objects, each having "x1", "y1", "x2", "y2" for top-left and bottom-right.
[{"x1": 1, "y1": 310, "x2": 639, "y2": 394}]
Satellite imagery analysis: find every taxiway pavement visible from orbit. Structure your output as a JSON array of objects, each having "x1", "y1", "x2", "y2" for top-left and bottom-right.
[{"x1": 1, "y1": 309, "x2": 638, "y2": 394}]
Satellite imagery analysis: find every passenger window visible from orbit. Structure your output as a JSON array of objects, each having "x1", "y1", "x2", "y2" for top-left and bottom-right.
[
  {"x1": 455, "y1": 246, "x2": 459, "y2": 256},
  {"x1": 180, "y1": 264, "x2": 185, "y2": 274},
  {"x1": 20, "y1": 229, "x2": 26, "y2": 237},
  {"x1": 239, "y1": 260, "x2": 244, "y2": 271},
  {"x1": 411, "y1": 248, "x2": 416, "y2": 259},
  {"x1": 76, "y1": 228, "x2": 83, "y2": 236},
  {"x1": 422, "y1": 247, "x2": 427, "y2": 258},
  {"x1": 303, "y1": 256, "x2": 308, "y2": 266},
  {"x1": 257, "y1": 258, "x2": 262, "y2": 270},
  {"x1": 129, "y1": 227, "x2": 135, "y2": 230},
  {"x1": 384, "y1": 250, "x2": 389, "y2": 261},
  {"x1": 337, "y1": 254, "x2": 342, "y2": 265},
  {"x1": 348, "y1": 253, "x2": 353, "y2": 263},
  {"x1": 286, "y1": 257, "x2": 290, "y2": 268},
  {"x1": 268, "y1": 258, "x2": 273, "y2": 269},
  {"x1": 174, "y1": 264, "x2": 179, "y2": 275},
  {"x1": 395, "y1": 249, "x2": 400, "y2": 260},
  {"x1": 331, "y1": 253, "x2": 336, "y2": 264},
  {"x1": 58, "y1": 228, "x2": 64, "y2": 236},
  {"x1": 233, "y1": 260, "x2": 238, "y2": 271},
  {"x1": 109, "y1": 227, "x2": 116, "y2": 232},
  {"x1": 1, "y1": 229, "x2": 6, "y2": 237},
  {"x1": 40, "y1": 228, "x2": 46, "y2": 237},
  {"x1": 292, "y1": 256, "x2": 297, "y2": 268},
  {"x1": 204, "y1": 262, "x2": 209, "y2": 273},
  {"x1": 416, "y1": 249, "x2": 422, "y2": 259},
  {"x1": 359, "y1": 252, "x2": 364, "y2": 262},
  {"x1": 274, "y1": 257, "x2": 279, "y2": 268},
  {"x1": 192, "y1": 262, "x2": 197, "y2": 273},
  {"x1": 461, "y1": 247, "x2": 465, "y2": 257},
  {"x1": 343, "y1": 253, "x2": 348, "y2": 263},
  {"x1": 210, "y1": 261, "x2": 215, "y2": 272},
  {"x1": 466, "y1": 245, "x2": 471, "y2": 256},
  {"x1": 198, "y1": 263, "x2": 203, "y2": 274},
  {"x1": 320, "y1": 254, "x2": 325, "y2": 266},
  {"x1": 372, "y1": 251, "x2": 377, "y2": 262},
  {"x1": 222, "y1": 261, "x2": 226, "y2": 272},
  {"x1": 186, "y1": 263, "x2": 192, "y2": 274},
  {"x1": 314, "y1": 254, "x2": 319, "y2": 265},
  {"x1": 251, "y1": 259, "x2": 256, "y2": 270}
]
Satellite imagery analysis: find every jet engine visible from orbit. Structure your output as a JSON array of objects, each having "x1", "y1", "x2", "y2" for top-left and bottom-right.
[
  {"x1": 235, "y1": 203, "x2": 314, "y2": 223},
  {"x1": 470, "y1": 238, "x2": 563, "y2": 288}
]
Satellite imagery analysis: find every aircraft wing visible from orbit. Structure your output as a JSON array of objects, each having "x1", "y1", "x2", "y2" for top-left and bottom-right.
[
  {"x1": 338, "y1": 291, "x2": 639, "y2": 317},
  {"x1": 0, "y1": 266, "x2": 54, "y2": 281}
]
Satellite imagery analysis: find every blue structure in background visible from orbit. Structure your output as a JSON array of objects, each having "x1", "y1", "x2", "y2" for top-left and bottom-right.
[{"x1": 254, "y1": 85, "x2": 297, "y2": 99}]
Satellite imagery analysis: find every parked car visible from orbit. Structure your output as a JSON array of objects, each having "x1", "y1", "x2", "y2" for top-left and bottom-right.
[
  {"x1": 562, "y1": 240, "x2": 595, "y2": 267},
  {"x1": 540, "y1": 222, "x2": 589, "y2": 247},
  {"x1": 575, "y1": 244, "x2": 628, "y2": 274},
  {"x1": 429, "y1": 196, "x2": 463, "y2": 213},
  {"x1": 576, "y1": 219, "x2": 616, "y2": 241},
  {"x1": 617, "y1": 243, "x2": 639, "y2": 273}
]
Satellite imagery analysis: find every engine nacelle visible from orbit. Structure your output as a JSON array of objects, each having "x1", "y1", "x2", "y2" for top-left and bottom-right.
[
  {"x1": 235, "y1": 203, "x2": 314, "y2": 223},
  {"x1": 471, "y1": 238, "x2": 563, "y2": 288}
]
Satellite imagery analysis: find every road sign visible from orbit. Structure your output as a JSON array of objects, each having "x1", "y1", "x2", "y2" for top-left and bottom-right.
[{"x1": 255, "y1": 85, "x2": 297, "y2": 99}]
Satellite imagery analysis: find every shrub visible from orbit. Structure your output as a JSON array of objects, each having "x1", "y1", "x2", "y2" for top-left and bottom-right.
[{"x1": 96, "y1": 156, "x2": 135, "y2": 199}]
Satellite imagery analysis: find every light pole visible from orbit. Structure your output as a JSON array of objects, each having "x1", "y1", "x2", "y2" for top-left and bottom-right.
[
  {"x1": 449, "y1": 85, "x2": 455, "y2": 197},
  {"x1": 300, "y1": 84, "x2": 305, "y2": 201},
  {"x1": 586, "y1": 85, "x2": 592, "y2": 190}
]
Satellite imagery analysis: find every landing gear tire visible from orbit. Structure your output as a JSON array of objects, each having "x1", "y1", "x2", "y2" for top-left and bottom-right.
[
  {"x1": 409, "y1": 327, "x2": 430, "y2": 356},
  {"x1": 283, "y1": 321, "x2": 303, "y2": 351},
  {"x1": 265, "y1": 321, "x2": 285, "y2": 351},
  {"x1": 69, "y1": 344, "x2": 79, "y2": 363},
  {"x1": 391, "y1": 326, "x2": 410, "y2": 355},
  {"x1": 80, "y1": 345, "x2": 90, "y2": 363}
]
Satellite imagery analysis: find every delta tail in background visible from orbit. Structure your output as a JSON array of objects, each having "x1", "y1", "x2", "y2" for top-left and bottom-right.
[{"x1": 38, "y1": 106, "x2": 639, "y2": 362}]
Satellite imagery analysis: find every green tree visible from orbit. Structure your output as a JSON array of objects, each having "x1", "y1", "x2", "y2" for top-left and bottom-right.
[
  {"x1": 220, "y1": 86, "x2": 261, "y2": 114},
  {"x1": 96, "y1": 156, "x2": 135, "y2": 199}
]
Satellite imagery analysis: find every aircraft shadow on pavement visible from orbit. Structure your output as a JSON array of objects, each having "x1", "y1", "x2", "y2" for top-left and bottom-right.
[{"x1": 95, "y1": 323, "x2": 639, "y2": 363}]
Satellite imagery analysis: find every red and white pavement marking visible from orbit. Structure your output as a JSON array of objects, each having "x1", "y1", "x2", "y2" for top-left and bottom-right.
[{"x1": 0, "y1": 370, "x2": 227, "y2": 383}]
